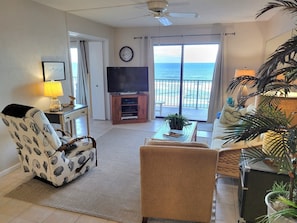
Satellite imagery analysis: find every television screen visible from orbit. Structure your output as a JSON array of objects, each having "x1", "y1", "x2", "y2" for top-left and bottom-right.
[{"x1": 107, "y1": 67, "x2": 149, "y2": 93}]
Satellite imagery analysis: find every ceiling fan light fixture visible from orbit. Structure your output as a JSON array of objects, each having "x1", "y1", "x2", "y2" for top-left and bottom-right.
[{"x1": 147, "y1": 0, "x2": 168, "y2": 13}]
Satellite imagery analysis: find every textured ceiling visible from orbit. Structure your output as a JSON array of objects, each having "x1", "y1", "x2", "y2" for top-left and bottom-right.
[{"x1": 32, "y1": 0, "x2": 276, "y2": 27}]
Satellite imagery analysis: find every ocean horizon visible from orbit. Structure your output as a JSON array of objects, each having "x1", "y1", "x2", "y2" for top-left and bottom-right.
[{"x1": 154, "y1": 62, "x2": 215, "y2": 80}]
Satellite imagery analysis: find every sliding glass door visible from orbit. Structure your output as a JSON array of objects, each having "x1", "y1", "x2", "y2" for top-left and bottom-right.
[
  {"x1": 154, "y1": 44, "x2": 219, "y2": 121},
  {"x1": 154, "y1": 45, "x2": 182, "y2": 116}
]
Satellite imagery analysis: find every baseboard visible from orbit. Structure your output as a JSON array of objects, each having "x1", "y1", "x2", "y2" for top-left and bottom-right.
[{"x1": 0, "y1": 163, "x2": 20, "y2": 178}]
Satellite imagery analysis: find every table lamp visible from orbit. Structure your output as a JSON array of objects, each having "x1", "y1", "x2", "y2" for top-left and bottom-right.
[
  {"x1": 234, "y1": 69, "x2": 256, "y2": 107},
  {"x1": 44, "y1": 81, "x2": 64, "y2": 111}
]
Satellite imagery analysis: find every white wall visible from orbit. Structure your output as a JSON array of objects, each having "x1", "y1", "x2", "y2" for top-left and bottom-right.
[
  {"x1": 265, "y1": 11, "x2": 296, "y2": 41},
  {"x1": 0, "y1": 0, "x2": 70, "y2": 173},
  {"x1": 0, "y1": 0, "x2": 114, "y2": 173}
]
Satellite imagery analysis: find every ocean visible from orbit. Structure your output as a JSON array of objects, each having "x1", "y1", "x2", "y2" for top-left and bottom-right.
[
  {"x1": 154, "y1": 63, "x2": 213, "y2": 108},
  {"x1": 154, "y1": 62, "x2": 215, "y2": 80},
  {"x1": 72, "y1": 62, "x2": 215, "y2": 81}
]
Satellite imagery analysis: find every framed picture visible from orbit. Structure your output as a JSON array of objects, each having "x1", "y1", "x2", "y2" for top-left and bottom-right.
[{"x1": 42, "y1": 61, "x2": 65, "y2": 81}]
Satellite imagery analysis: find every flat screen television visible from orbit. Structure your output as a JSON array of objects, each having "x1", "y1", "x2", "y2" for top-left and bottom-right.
[{"x1": 107, "y1": 66, "x2": 149, "y2": 93}]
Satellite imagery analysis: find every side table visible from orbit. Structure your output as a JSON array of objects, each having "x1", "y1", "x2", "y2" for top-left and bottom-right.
[
  {"x1": 238, "y1": 149, "x2": 289, "y2": 223},
  {"x1": 44, "y1": 104, "x2": 90, "y2": 136}
]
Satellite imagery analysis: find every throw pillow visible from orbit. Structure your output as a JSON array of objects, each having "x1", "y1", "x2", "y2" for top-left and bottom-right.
[
  {"x1": 219, "y1": 104, "x2": 246, "y2": 125},
  {"x1": 246, "y1": 104, "x2": 256, "y2": 114},
  {"x1": 262, "y1": 130, "x2": 285, "y2": 156}
]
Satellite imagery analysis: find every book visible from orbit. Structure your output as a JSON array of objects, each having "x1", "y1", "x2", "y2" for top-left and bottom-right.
[{"x1": 163, "y1": 131, "x2": 183, "y2": 138}]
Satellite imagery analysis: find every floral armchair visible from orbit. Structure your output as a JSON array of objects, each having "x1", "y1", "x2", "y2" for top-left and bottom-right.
[{"x1": 1, "y1": 104, "x2": 97, "y2": 187}]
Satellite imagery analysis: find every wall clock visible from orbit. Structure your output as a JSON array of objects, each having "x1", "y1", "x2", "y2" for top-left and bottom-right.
[{"x1": 119, "y1": 46, "x2": 134, "y2": 62}]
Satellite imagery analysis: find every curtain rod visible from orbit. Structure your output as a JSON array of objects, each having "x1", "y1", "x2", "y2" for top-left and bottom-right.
[{"x1": 134, "y1": 32, "x2": 235, "y2": 39}]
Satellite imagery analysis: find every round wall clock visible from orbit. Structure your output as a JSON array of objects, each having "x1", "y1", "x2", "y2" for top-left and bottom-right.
[{"x1": 119, "y1": 46, "x2": 134, "y2": 62}]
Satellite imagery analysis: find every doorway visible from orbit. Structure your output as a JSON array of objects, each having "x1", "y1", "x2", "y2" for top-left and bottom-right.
[
  {"x1": 153, "y1": 44, "x2": 219, "y2": 121},
  {"x1": 69, "y1": 33, "x2": 109, "y2": 120}
]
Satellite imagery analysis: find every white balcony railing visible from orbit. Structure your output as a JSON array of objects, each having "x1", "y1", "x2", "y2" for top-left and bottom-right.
[{"x1": 155, "y1": 79, "x2": 212, "y2": 109}]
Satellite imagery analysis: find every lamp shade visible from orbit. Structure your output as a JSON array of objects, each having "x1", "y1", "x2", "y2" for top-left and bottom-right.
[
  {"x1": 234, "y1": 69, "x2": 256, "y2": 77},
  {"x1": 44, "y1": 81, "x2": 64, "y2": 98}
]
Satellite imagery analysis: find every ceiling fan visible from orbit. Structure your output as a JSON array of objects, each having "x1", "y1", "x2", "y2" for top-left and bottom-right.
[{"x1": 146, "y1": 0, "x2": 198, "y2": 26}]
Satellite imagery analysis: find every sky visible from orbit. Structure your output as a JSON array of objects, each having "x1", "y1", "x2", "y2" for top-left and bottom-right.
[
  {"x1": 154, "y1": 44, "x2": 219, "y2": 63},
  {"x1": 71, "y1": 44, "x2": 219, "y2": 64},
  {"x1": 70, "y1": 48, "x2": 78, "y2": 63}
]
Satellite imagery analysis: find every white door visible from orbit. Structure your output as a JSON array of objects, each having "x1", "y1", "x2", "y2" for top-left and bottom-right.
[{"x1": 89, "y1": 41, "x2": 106, "y2": 120}]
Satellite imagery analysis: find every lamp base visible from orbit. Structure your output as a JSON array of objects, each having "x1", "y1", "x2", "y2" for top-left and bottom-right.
[
  {"x1": 49, "y1": 98, "x2": 62, "y2": 112},
  {"x1": 237, "y1": 85, "x2": 248, "y2": 107}
]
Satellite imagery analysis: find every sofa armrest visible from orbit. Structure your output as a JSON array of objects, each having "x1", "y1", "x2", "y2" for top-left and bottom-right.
[{"x1": 218, "y1": 141, "x2": 263, "y2": 152}]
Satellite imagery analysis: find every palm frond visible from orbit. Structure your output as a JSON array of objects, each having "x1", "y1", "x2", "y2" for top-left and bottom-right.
[
  {"x1": 258, "y1": 35, "x2": 297, "y2": 79},
  {"x1": 226, "y1": 75, "x2": 258, "y2": 93},
  {"x1": 256, "y1": 0, "x2": 297, "y2": 18},
  {"x1": 240, "y1": 147, "x2": 267, "y2": 163},
  {"x1": 223, "y1": 106, "x2": 290, "y2": 144}
]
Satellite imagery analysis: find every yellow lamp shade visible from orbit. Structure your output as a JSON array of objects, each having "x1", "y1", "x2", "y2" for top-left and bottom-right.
[
  {"x1": 44, "y1": 81, "x2": 64, "y2": 98},
  {"x1": 234, "y1": 69, "x2": 256, "y2": 77}
]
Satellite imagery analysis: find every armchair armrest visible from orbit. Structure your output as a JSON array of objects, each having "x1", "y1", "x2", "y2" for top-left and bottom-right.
[
  {"x1": 57, "y1": 136, "x2": 96, "y2": 152},
  {"x1": 56, "y1": 129, "x2": 72, "y2": 137}
]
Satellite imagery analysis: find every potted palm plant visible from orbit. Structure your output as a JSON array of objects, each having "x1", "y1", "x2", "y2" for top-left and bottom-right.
[
  {"x1": 225, "y1": 0, "x2": 297, "y2": 222},
  {"x1": 165, "y1": 113, "x2": 189, "y2": 130}
]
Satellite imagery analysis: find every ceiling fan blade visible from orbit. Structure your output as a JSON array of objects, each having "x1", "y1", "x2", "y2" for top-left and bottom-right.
[
  {"x1": 168, "y1": 12, "x2": 198, "y2": 18},
  {"x1": 158, "y1": 16, "x2": 172, "y2": 26},
  {"x1": 68, "y1": 2, "x2": 146, "y2": 12}
]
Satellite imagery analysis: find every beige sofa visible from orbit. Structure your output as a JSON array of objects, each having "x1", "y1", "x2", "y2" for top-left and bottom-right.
[
  {"x1": 210, "y1": 104, "x2": 261, "y2": 178},
  {"x1": 140, "y1": 140, "x2": 218, "y2": 223}
]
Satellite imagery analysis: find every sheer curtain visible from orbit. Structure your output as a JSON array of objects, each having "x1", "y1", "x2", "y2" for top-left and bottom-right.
[
  {"x1": 207, "y1": 35, "x2": 224, "y2": 122},
  {"x1": 77, "y1": 40, "x2": 90, "y2": 105},
  {"x1": 138, "y1": 36, "x2": 155, "y2": 120}
]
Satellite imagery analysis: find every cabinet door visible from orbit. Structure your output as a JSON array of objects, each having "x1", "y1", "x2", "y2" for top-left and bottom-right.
[
  {"x1": 111, "y1": 96, "x2": 121, "y2": 123},
  {"x1": 138, "y1": 95, "x2": 148, "y2": 120},
  {"x1": 239, "y1": 153, "x2": 290, "y2": 222}
]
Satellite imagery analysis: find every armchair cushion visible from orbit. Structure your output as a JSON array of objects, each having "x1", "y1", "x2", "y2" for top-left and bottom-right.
[{"x1": 140, "y1": 145, "x2": 218, "y2": 222}]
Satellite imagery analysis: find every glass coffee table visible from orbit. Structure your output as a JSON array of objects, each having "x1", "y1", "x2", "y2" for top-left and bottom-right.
[{"x1": 152, "y1": 121, "x2": 198, "y2": 142}]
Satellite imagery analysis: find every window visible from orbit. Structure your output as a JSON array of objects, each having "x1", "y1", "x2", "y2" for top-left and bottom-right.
[{"x1": 70, "y1": 47, "x2": 78, "y2": 99}]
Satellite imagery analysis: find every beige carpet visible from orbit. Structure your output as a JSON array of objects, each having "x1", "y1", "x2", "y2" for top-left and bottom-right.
[{"x1": 6, "y1": 127, "x2": 215, "y2": 223}]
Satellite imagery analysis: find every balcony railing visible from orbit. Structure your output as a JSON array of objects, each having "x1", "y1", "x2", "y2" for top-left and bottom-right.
[{"x1": 155, "y1": 79, "x2": 212, "y2": 109}]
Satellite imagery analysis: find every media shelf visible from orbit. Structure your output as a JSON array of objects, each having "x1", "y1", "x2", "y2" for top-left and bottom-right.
[{"x1": 111, "y1": 94, "x2": 148, "y2": 124}]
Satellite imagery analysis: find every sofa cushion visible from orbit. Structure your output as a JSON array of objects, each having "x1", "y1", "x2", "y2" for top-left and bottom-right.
[
  {"x1": 212, "y1": 119, "x2": 229, "y2": 139},
  {"x1": 211, "y1": 111, "x2": 262, "y2": 151},
  {"x1": 145, "y1": 139, "x2": 209, "y2": 148}
]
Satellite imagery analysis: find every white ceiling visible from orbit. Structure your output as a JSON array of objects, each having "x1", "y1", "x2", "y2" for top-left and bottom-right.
[{"x1": 32, "y1": 0, "x2": 276, "y2": 28}]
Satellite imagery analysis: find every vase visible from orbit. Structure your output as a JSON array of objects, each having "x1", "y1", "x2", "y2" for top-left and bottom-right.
[
  {"x1": 169, "y1": 123, "x2": 183, "y2": 130},
  {"x1": 265, "y1": 192, "x2": 297, "y2": 223}
]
